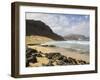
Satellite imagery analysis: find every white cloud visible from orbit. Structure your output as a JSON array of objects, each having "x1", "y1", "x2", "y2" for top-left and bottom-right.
[
  {"x1": 65, "y1": 21, "x2": 90, "y2": 36},
  {"x1": 26, "y1": 13, "x2": 89, "y2": 37}
]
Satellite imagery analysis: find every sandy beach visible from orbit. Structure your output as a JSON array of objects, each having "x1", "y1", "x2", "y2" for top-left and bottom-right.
[{"x1": 28, "y1": 45, "x2": 89, "y2": 63}]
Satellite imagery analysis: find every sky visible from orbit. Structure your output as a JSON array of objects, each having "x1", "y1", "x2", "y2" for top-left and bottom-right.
[{"x1": 26, "y1": 12, "x2": 90, "y2": 37}]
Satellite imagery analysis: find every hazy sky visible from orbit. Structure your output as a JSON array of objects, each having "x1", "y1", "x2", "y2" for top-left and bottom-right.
[{"x1": 26, "y1": 12, "x2": 90, "y2": 37}]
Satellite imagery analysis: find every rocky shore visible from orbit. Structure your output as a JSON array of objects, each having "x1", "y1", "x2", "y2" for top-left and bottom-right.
[{"x1": 26, "y1": 47, "x2": 89, "y2": 67}]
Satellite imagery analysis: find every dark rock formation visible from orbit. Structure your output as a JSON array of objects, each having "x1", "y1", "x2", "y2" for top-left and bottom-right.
[
  {"x1": 26, "y1": 48, "x2": 89, "y2": 67},
  {"x1": 26, "y1": 48, "x2": 38, "y2": 67},
  {"x1": 26, "y1": 20, "x2": 64, "y2": 40}
]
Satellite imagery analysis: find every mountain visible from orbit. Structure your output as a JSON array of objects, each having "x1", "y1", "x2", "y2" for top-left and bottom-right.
[
  {"x1": 26, "y1": 20, "x2": 64, "y2": 41},
  {"x1": 64, "y1": 34, "x2": 89, "y2": 41}
]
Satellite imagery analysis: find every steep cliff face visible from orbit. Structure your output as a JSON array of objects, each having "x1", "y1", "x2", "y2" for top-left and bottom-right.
[{"x1": 26, "y1": 20, "x2": 64, "y2": 41}]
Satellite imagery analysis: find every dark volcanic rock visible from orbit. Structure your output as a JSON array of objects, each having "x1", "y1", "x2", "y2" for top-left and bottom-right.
[
  {"x1": 26, "y1": 48, "x2": 38, "y2": 54},
  {"x1": 46, "y1": 53, "x2": 61, "y2": 60},
  {"x1": 36, "y1": 53, "x2": 43, "y2": 57},
  {"x1": 56, "y1": 60, "x2": 66, "y2": 65},
  {"x1": 26, "y1": 48, "x2": 88, "y2": 67},
  {"x1": 26, "y1": 48, "x2": 38, "y2": 67},
  {"x1": 26, "y1": 20, "x2": 64, "y2": 40}
]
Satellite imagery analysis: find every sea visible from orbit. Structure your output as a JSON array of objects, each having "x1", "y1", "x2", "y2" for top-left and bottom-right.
[{"x1": 41, "y1": 40, "x2": 89, "y2": 52}]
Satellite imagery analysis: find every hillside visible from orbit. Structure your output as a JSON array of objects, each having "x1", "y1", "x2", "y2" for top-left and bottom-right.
[
  {"x1": 26, "y1": 20, "x2": 64, "y2": 42},
  {"x1": 64, "y1": 34, "x2": 89, "y2": 41}
]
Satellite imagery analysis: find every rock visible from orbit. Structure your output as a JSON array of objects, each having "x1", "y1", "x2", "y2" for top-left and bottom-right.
[
  {"x1": 26, "y1": 48, "x2": 38, "y2": 54},
  {"x1": 27, "y1": 56, "x2": 37, "y2": 63},
  {"x1": 45, "y1": 53, "x2": 54, "y2": 59},
  {"x1": 78, "y1": 60, "x2": 87, "y2": 64},
  {"x1": 67, "y1": 57, "x2": 78, "y2": 64},
  {"x1": 26, "y1": 55, "x2": 37, "y2": 67},
  {"x1": 58, "y1": 55, "x2": 64, "y2": 60},
  {"x1": 26, "y1": 48, "x2": 38, "y2": 67},
  {"x1": 61, "y1": 56, "x2": 71, "y2": 64},
  {"x1": 26, "y1": 48, "x2": 88, "y2": 67},
  {"x1": 46, "y1": 53, "x2": 62, "y2": 60},
  {"x1": 36, "y1": 53, "x2": 42, "y2": 57},
  {"x1": 72, "y1": 59, "x2": 78, "y2": 64},
  {"x1": 41, "y1": 54, "x2": 46, "y2": 57},
  {"x1": 52, "y1": 53, "x2": 63, "y2": 60},
  {"x1": 26, "y1": 48, "x2": 38, "y2": 59},
  {"x1": 26, "y1": 62, "x2": 29, "y2": 67},
  {"x1": 67, "y1": 57, "x2": 75, "y2": 64},
  {"x1": 56, "y1": 60, "x2": 66, "y2": 65},
  {"x1": 61, "y1": 56, "x2": 67, "y2": 61}
]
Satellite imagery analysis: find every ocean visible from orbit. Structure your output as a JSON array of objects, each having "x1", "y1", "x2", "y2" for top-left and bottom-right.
[{"x1": 41, "y1": 40, "x2": 89, "y2": 52}]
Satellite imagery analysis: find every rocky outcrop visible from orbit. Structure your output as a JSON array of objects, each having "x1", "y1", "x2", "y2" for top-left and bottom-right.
[{"x1": 26, "y1": 48, "x2": 89, "y2": 67}]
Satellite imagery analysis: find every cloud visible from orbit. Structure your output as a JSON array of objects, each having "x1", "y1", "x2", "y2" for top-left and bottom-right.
[
  {"x1": 64, "y1": 21, "x2": 90, "y2": 36},
  {"x1": 26, "y1": 13, "x2": 90, "y2": 37}
]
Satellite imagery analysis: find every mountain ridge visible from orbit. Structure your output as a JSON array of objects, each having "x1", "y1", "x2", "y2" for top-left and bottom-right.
[{"x1": 64, "y1": 34, "x2": 89, "y2": 41}]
